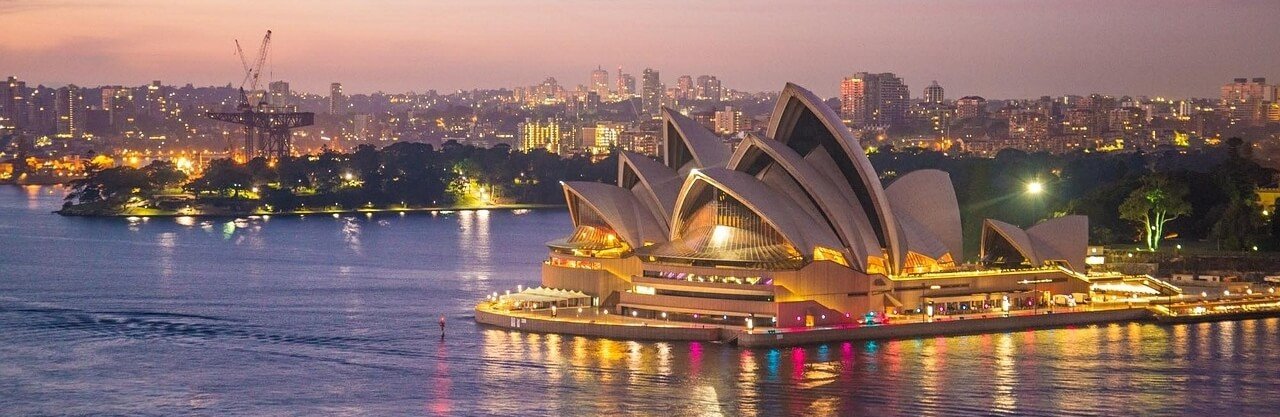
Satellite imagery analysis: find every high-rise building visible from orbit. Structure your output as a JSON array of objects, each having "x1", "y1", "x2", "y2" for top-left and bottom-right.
[
  {"x1": 641, "y1": 68, "x2": 662, "y2": 115},
  {"x1": 269, "y1": 81, "x2": 291, "y2": 108},
  {"x1": 1008, "y1": 111, "x2": 1051, "y2": 144},
  {"x1": 518, "y1": 117, "x2": 562, "y2": 153},
  {"x1": 583, "y1": 122, "x2": 625, "y2": 155},
  {"x1": 590, "y1": 66, "x2": 611, "y2": 98},
  {"x1": 352, "y1": 113, "x2": 373, "y2": 141},
  {"x1": 696, "y1": 75, "x2": 722, "y2": 102},
  {"x1": 615, "y1": 66, "x2": 628, "y2": 98},
  {"x1": 531, "y1": 77, "x2": 566, "y2": 105},
  {"x1": 839, "y1": 72, "x2": 909, "y2": 127},
  {"x1": 924, "y1": 80, "x2": 945, "y2": 104},
  {"x1": 144, "y1": 80, "x2": 165, "y2": 118},
  {"x1": 1176, "y1": 100, "x2": 1193, "y2": 119},
  {"x1": 956, "y1": 96, "x2": 987, "y2": 119},
  {"x1": 676, "y1": 75, "x2": 694, "y2": 100},
  {"x1": 55, "y1": 85, "x2": 85, "y2": 138},
  {"x1": 621, "y1": 74, "x2": 636, "y2": 98},
  {"x1": 1220, "y1": 77, "x2": 1273, "y2": 126},
  {"x1": 2, "y1": 76, "x2": 27, "y2": 131},
  {"x1": 99, "y1": 85, "x2": 132, "y2": 131},
  {"x1": 329, "y1": 82, "x2": 345, "y2": 115},
  {"x1": 714, "y1": 106, "x2": 743, "y2": 135},
  {"x1": 584, "y1": 91, "x2": 601, "y2": 115},
  {"x1": 25, "y1": 86, "x2": 55, "y2": 135},
  {"x1": 619, "y1": 129, "x2": 660, "y2": 157},
  {"x1": 1221, "y1": 77, "x2": 1272, "y2": 102}
]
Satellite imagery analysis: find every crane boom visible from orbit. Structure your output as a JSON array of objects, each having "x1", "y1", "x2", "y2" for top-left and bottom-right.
[
  {"x1": 209, "y1": 29, "x2": 312, "y2": 161},
  {"x1": 247, "y1": 30, "x2": 272, "y2": 96},
  {"x1": 235, "y1": 40, "x2": 253, "y2": 89}
]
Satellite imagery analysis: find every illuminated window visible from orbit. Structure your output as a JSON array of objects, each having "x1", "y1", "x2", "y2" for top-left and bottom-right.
[
  {"x1": 813, "y1": 246, "x2": 849, "y2": 267},
  {"x1": 658, "y1": 186, "x2": 801, "y2": 266},
  {"x1": 866, "y1": 255, "x2": 889, "y2": 276}
]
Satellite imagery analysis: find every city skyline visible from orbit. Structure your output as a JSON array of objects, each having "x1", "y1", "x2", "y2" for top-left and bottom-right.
[{"x1": 2, "y1": 0, "x2": 1278, "y2": 98}]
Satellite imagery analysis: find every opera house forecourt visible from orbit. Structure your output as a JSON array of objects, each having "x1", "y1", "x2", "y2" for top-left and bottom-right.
[{"x1": 475, "y1": 83, "x2": 1212, "y2": 347}]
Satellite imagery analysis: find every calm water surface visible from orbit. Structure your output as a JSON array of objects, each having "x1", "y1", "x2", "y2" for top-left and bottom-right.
[{"x1": 2, "y1": 185, "x2": 1279, "y2": 416}]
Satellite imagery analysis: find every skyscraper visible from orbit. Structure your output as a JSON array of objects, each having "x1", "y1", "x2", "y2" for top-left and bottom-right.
[
  {"x1": 144, "y1": 80, "x2": 165, "y2": 118},
  {"x1": 2, "y1": 76, "x2": 27, "y2": 130},
  {"x1": 616, "y1": 66, "x2": 628, "y2": 98},
  {"x1": 590, "y1": 66, "x2": 611, "y2": 98},
  {"x1": 621, "y1": 73, "x2": 636, "y2": 99},
  {"x1": 696, "y1": 75, "x2": 722, "y2": 102},
  {"x1": 99, "y1": 85, "x2": 131, "y2": 131},
  {"x1": 924, "y1": 80, "x2": 945, "y2": 104},
  {"x1": 641, "y1": 68, "x2": 662, "y2": 115},
  {"x1": 676, "y1": 75, "x2": 694, "y2": 100},
  {"x1": 55, "y1": 85, "x2": 85, "y2": 138},
  {"x1": 840, "y1": 72, "x2": 909, "y2": 127},
  {"x1": 329, "y1": 83, "x2": 345, "y2": 115}
]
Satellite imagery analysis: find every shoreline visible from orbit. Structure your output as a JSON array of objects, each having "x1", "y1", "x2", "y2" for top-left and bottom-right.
[
  {"x1": 54, "y1": 203, "x2": 565, "y2": 218},
  {"x1": 475, "y1": 299, "x2": 1280, "y2": 348}
]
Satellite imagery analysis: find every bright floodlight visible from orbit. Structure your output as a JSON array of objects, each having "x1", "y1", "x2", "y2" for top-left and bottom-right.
[{"x1": 1026, "y1": 181, "x2": 1044, "y2": 194}]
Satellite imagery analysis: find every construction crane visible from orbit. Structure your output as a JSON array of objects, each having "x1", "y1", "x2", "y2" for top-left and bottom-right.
[{"x1": 207, "y1": 30, "x2": 313, "y2": 161}]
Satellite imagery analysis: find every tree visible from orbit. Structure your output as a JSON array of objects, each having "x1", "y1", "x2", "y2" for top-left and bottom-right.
[
  {"x1": 1119, "y1": 175, "x2": 1191, "y2": 251},
  {"x1": 187, "y1": 159, "x2": 253, "y2": 198},
  {"x1": 1210, "y1": 198, "x2": 1266, "y2": 251},
  {"x1": 141, "y1": 160, "x2": 188, "y2": 191}
]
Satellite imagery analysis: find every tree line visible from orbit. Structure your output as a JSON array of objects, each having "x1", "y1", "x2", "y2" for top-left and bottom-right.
[
  {"x1": 63, "y1": 141, "x2": 614, "y2": 213},
  {"x1": 63, "y1": 139, "x2": 1279, "y2": 253},
  {"x1": 868, "y1": 137, "x2": 1278, "y2": 254}
]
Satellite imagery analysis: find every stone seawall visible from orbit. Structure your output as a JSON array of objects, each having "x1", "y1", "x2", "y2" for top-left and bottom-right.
[
  {"x1": 474, "y1": 307, "x2": 724, "y2": 342},
  {"x1": 735, "y1": 308, "x2": 1155, "y2": 348}
]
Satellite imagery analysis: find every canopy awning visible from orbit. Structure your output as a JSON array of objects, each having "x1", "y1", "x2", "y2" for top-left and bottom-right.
[
  {"x1": 499, "y1": 287, "x2": 592, "y2": 304},
  {"x1": 1091, "y1": 282, "x2": 1160, "y2": 295}
]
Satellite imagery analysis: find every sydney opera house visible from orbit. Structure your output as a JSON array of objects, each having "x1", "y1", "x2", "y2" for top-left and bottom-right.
[{"x1": 538, "y1": 83, "x2": 1097, "y2": 328}]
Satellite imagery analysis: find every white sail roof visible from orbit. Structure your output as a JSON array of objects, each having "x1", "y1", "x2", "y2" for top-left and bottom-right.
[
  {"x1": 766, "y1": 83, "x2": 903, "y2": 273},
  {"x1": 618, "y1": 151, "x2": 682, "y2": 231},
  {"x1": 562, "y1": 181, "x2": 667, "y2": 248},
  {"x1": 727, "y1": 133, "x2": 880, "y2": 271},
  {"x1": 670, "y1": 168, "x2": 843, "y2": 257},
  {"x1": 981, "y1": 216, "x2": 1089, "y2": 272},
  {"x1": 661, "y1": 108, "x2": 731, "y2": 173},
  {"x1": 885, "y1": 169, "x2": 964, "y2": 261}
]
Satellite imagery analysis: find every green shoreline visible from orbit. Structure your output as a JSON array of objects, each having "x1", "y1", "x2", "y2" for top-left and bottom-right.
[{"x1": 55, "y1": 203, "x2": 565, "y2": 218}]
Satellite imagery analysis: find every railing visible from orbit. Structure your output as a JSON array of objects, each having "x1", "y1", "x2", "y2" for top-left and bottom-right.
[{"x1": 544, "y1": 257, "x2": 602, "y2": 270}]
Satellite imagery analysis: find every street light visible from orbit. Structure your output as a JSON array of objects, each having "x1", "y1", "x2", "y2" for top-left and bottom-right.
[{"x1": 1026, "y1": 181, "x2": 1044, "y2": 195}]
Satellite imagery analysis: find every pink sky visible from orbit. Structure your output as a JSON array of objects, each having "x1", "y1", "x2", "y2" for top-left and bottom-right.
[{"x1": 2, "y1": 0, "x2": 1277, "y2": 98}]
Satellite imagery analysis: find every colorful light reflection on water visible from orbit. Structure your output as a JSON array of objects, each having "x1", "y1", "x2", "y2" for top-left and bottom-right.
[{"x1": 1, "y1": 186, "x2": 1279, "y2": 416}]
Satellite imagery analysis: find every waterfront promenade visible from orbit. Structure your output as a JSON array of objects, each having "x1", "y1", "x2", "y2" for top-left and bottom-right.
[
  {"x1": 476, "y1": 293, "x2": 1280, "y2": 348},
  {"x1": 58, "y1": 202, "x2": 563, "y2": 218}
]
